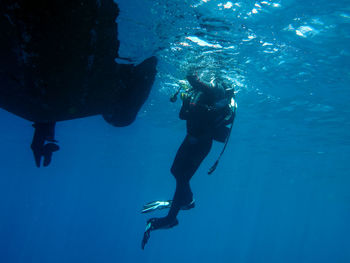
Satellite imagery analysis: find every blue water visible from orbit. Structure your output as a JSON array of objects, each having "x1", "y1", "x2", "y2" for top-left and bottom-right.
[{"x1": 1, "y1": 0, "x2": 350, "y2": 262}]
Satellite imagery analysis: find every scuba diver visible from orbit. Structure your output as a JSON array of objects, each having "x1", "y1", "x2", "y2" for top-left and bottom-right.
[
  {"x1": 31, "y1": 122, "x2": 60, "y2": 167},
  {"x1": 141, "y1": 73, "x2": 237, "y2": 249}
]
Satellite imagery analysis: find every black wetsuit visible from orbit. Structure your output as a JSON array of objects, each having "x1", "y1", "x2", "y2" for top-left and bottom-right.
[{"x1": 147, "y1": 75, "x2": 235, "y2": 230}]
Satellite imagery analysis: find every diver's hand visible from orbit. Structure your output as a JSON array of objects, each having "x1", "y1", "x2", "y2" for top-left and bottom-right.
[{"x1": 31, "y1": 122, "x2": 59, "y2": 167}]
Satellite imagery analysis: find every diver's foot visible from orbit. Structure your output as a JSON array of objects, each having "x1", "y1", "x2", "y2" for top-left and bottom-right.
[
  {"x1": 141, "y1": 217, "x2": 179, "y2": 250},
  {"x1": 141, "y1": 199, "x2": 195, "y2": 214},
  {"x1": 141, "y1": 200, "x2": 172, "y2": 213},
  {"x1": 147, "y1": 217, "x2": 179, "y2": 230}
]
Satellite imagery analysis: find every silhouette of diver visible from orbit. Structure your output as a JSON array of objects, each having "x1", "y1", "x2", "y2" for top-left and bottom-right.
[
  {"x1": 31, "y1": 122, "x2": 60, "y2": 167},
  {"x1": 141, "y1": 73, "x2": 237, "y2": 249}
]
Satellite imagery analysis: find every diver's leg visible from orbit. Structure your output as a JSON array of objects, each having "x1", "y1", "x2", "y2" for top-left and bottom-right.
[
  {"x1": 171, "y1": 135, "x2": 213, "y2": 181},
  {"x1": 142, "y1": 135, "x2": 212, "y2": 249},
  {"x1": 167, "y1": 135, "x2": 213, "y2": 219}
]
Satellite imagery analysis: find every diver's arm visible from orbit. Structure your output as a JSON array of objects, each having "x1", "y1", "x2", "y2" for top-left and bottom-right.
[
  {"x1": 186, "y1": 74, "x2": 208, "y2": 91},
  {"x1": 179, "y1": 95, "x2": 191, "y2": 120},
  {"x1": 179, "y1": 91, "x2": 210, "y2": 121}
]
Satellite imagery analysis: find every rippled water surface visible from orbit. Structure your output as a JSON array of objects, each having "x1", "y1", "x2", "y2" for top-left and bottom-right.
[
  {"x1": 119, "y1": 0, "x2": 350, "y2": 148},
  {"x1": 1, "y1": 1, "x2": 349, "y2": 263}
]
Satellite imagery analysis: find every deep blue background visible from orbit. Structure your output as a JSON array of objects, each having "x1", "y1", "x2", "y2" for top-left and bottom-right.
[{"x1": 1, "y1": 0, "x2": 350, "y2": 262}]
